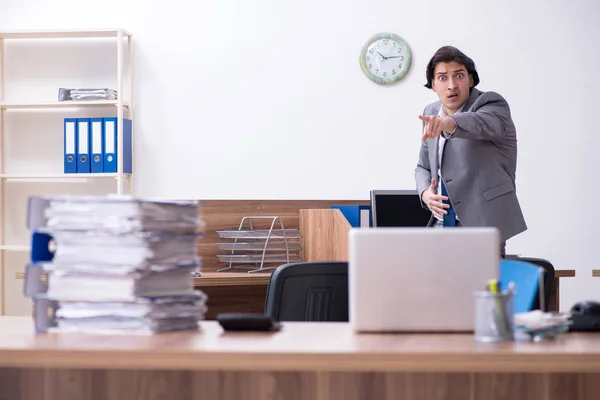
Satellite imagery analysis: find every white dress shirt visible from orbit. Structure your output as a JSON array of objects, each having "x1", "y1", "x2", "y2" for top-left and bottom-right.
[{"x1": 434, "y1": 104, "x2": 464, "y2": 221}]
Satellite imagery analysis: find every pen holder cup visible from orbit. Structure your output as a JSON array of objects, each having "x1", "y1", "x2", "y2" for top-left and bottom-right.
[{"x1": 474, "y1": 291, "x2": 515, "y2": 342}]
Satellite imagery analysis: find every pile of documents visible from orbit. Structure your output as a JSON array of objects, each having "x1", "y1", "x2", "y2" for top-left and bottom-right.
[
  {"x1": 58, "y1": 88, "x2": 118, "y2": 101},
  {"x1": 24, "y1": 195, "x2": 207, "y2": 334},
  {"x1": 514, "y1": 310, "x2": 571, "y2": 341}
]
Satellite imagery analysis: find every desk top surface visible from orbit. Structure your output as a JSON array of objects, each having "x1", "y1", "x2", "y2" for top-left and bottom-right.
[
  {"x1": 193, "y1": 270, "x2": 575, "y2": 287},
  {"x1": 193, "y1": 271, "x2": 271, "y2": 287},
  {"x1": 0, "y1": 316, "x2": 598, "y2": 373}
]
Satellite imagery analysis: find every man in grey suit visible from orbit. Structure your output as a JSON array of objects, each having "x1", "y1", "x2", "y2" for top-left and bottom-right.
[{"x1": 414, "y1": 46, "x2": 527, "y2": 257}]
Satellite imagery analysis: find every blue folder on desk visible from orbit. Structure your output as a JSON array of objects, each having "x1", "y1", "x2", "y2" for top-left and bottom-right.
[
  {"x1": 331, "y1": 205, "x2": 372, "y2": 227},
  {"x1": 499, "y1": 259, "x2": 542, "y2": 314},
  {"x1": 30, "y1": 231, "x2": 54, "y2": 265}
]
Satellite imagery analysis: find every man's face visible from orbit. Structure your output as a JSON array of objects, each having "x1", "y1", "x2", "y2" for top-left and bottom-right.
[{"x1": 431, "y1": 61, "x2": 474, "y2": 115}]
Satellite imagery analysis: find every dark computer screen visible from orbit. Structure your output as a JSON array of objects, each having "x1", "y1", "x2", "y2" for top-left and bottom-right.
[{"x1": 371, "y1": 190, "x2": 432, "y2": 227}]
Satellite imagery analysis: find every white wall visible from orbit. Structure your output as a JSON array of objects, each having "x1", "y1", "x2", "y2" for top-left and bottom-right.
[{"x1": 1, "y1": 0, "x2": 598, "y2": 310}]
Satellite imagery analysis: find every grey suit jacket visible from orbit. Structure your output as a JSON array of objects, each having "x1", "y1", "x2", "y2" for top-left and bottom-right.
[{"x1": 414, "y1": 88, "x2": 527, "y2": 242}]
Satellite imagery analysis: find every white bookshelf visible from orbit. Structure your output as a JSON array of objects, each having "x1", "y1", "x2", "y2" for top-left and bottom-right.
[
  {"x1": 0, "y1": 100, "x2": 129, "y2": 109},
  {"x1": 0, "y1": 29, "x2": 133, "y2": 40},
  {"x1": 0, "y1": 28, "x2": 134, "y2": 315},
  {"x1": 0, "y1": 172, "x2": 130, "y2": 180}
]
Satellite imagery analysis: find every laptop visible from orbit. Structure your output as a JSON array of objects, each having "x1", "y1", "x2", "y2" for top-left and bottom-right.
[{"x1": 348, "y1": 227, "x2": 500, "y2": 332}]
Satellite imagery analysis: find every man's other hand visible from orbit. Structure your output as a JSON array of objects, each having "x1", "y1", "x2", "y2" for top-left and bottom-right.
[{"x1": 421, "y1": 178, "x2": 449, "y2": 219}]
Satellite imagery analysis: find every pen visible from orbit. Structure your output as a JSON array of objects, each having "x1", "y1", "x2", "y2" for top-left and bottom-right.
[
  {"x1": 507, "y1": 282, "x2": 515, "y2": 295},
  {"x1": 488, "y1": 279, "x2": 511, "y2": 339},
  {"x1": 488, "y1": 279, "x2": 500, "y2": 294}
]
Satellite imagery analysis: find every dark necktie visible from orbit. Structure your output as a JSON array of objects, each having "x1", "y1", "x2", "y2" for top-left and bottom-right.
[{"x1": 441, "y1": 180, "x2": 456, "y2": 226}]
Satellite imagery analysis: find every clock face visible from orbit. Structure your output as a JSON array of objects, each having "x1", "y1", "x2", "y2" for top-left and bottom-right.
[{"x1": 359, "y1": 33, "x2": 412, "y2": 85}]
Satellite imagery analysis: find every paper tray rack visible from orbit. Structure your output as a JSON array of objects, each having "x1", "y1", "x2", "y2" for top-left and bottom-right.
[{"x1": 216, "y1": 216, "x2": 302, "y2": 274}]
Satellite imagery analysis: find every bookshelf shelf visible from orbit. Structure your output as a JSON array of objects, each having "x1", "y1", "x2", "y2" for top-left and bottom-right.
[
  {"x1": 0, "y1": 100, "x2": 128, "y2": 110},
  {"x1": 0, "y1": 245, "x2": 29, "y2": 252},
  {"x1": 0, "y1": 29, "x2": 132, "y2": 40},
  {"x1": 0, "y1": 173, "x2": 131, "y2": 181}
]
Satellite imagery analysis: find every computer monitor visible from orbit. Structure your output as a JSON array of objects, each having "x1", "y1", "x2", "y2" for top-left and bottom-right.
[{"x1": 370, "y1": 189, "x2": 432, "y2": 227}]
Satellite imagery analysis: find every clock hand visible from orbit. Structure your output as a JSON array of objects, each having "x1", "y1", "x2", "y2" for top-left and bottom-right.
[
  {"x1": 377, "y1": 52, "x2": 387, "y2": 61},
  {"x1": 384, "y1": 42, "x2": 396, "y2": 57},
  {"x1": 386, "y1": 56, "x2": 402, "y2": 59}
]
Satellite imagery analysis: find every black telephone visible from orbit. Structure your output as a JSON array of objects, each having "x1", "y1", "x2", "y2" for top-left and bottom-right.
[
  {"x1": 569, "y1": 301, "x2": 600, "y2": 332},
  {"x1": 216, "y1": 313, "x2": 282, "y2": 332}
]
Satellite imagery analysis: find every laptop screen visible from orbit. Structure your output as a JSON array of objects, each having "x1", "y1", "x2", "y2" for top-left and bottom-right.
[{"x1": 370, "y1": 190, "x2": 432, "y2": 227}]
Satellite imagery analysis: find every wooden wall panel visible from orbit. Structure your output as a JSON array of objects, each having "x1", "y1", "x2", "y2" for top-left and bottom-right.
[{"x1": 197, "y1": 200, "x2": 367, "y2": 273}]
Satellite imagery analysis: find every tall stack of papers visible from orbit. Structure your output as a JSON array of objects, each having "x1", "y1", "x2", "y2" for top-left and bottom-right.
[{"x1": 24, "y1": 195, "x2": 207, "y2": 334}]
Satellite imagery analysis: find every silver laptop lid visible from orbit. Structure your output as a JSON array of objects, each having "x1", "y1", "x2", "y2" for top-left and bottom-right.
[{"x1": 349, "y1": 227, "x2": 499, "y2": 332}]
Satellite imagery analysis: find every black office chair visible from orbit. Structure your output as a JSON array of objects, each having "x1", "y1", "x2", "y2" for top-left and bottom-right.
[
  {"x1": 264, "y1": 261, "x2": 349, "y2": 322},
  {"x1": 506, "y1": 255, "x2": 555, "y2": 311}
]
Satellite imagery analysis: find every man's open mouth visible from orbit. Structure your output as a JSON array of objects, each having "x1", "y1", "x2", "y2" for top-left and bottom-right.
[{"x1": 448, "y1": 93, "x2": 459, "y2": 99}]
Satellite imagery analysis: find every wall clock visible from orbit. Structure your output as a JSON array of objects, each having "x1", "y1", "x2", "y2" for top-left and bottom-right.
[{"x1": 359, "y1": 32, "x2": 412, "y2": 85}]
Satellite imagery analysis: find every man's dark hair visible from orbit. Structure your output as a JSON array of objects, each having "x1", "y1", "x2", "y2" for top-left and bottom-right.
[{"x1": 424, "y1": 46, "x2": 480, "y2": 89}]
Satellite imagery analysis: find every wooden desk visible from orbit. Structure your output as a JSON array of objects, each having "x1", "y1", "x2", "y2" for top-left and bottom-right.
[
  {"x1": 193, "y1": 272, "x2": 271, "y2": 319},
  {"x1": 592, "y1": 270, "x2": 600, "y2": 277},
  {"x1": 194, "y1": 267, "x2": 575, "y2": 317},
  {"x1": 552, "y1": 269, "x2": 576, "y2": 311},
  {"x1": 14, "y1": 268, "x2": 577, "y2": 318},
  {"x1": 193, "y1": 271, "x2": 271, "y2": 287},
  {"x1": 0, "y1": 317, "x2": 599, "y2": 400}
]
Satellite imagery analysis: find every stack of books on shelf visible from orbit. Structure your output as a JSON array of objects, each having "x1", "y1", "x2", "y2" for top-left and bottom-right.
[{"x1": 23, "y1": 195, "x2": 207, "y2": 334}]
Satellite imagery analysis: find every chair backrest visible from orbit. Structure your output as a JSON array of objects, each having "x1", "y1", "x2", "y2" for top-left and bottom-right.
[
  {"x1": 264, "y1": 261, "x2": 349, "y2": 322},
  {"x1": 505, "y1": 255, "x2": 555, "y2": 311}
]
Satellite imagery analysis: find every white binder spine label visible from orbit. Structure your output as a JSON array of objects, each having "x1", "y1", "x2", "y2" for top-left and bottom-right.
[
  {"x1": 105, "y1": 121, "x2": 115, "y2": 153},
  {"x1": 66, "y1": 122, "x2": 75, "y2": 154},
  {"x1": 92, "y1": 121, "x2": 102, "y2": 152},
  {"x1": 78, "y1": 121, "x2": 89, "y2": 153}
]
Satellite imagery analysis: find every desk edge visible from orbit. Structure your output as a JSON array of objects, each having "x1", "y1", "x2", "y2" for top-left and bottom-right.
[{"x1": 1, "y1": 350, "x2": 600, "y2": 373}]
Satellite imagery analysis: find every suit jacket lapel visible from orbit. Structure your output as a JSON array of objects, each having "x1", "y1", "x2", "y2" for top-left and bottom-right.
[
  {"x1": 430, "y1": 88, "x2": 480, "y2": 183},
  {"x1": 462, "y1": 88, "x2": 480, "y2": 112}
]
